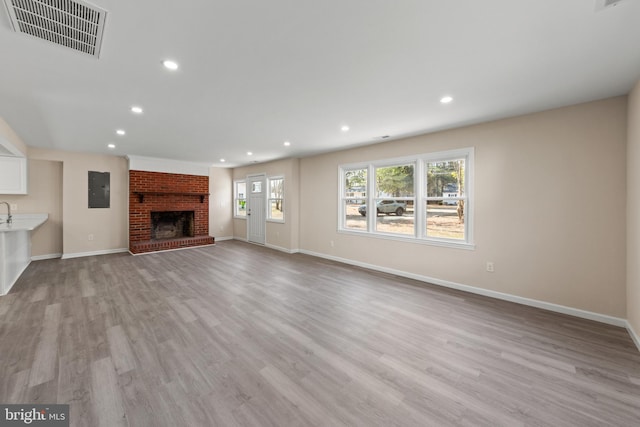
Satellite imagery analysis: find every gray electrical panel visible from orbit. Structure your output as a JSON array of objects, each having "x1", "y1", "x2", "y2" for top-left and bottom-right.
[{"x1": 88, "y1": 171, "x2": 110, "y2": 208}]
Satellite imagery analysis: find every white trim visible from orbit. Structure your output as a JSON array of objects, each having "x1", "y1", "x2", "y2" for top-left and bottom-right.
[
  {"x1": 297, "y1": 249, "x2": 627, "y2": 328},
  {"x1": 265, "y1": 243, "x2": 298, "y2": 254},
  {"x1": 266, "y1": 219, "x2": 285, "y2": 224},
  {"x1": 213, "y1": 236, "x2": 234, "y2": 241},
  {"x1": 234, "y1": 236, "x2": 248, "y2": 242},
  {"x1": 61, "y1": 248, "x2": 129, "y2": 259},
  {"x1": 129, "y1": 243, "x2": 216, "y2": 256},
  {"x1": 626, "y1": 321, "x2": 640, "y2": 352},
  {"x1": 31, "y1": 253, "x2": 62, "y2": 261}
]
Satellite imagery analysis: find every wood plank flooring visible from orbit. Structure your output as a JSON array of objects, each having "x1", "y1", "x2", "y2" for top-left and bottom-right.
[{"x1": 1, "y1": 240, "x2": 639, "y2": 426}]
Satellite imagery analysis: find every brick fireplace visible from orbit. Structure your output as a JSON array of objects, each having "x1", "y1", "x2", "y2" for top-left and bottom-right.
[{"x1": 129, "y1": 170, "x2": 215, "y2": 254}]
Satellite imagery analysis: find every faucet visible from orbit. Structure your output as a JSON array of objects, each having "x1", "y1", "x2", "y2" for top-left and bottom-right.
[{"x1": 0, "y1": 201, "x2": 11, "y2": 224}]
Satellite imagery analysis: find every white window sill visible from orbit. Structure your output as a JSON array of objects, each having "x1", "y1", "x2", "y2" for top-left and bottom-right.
[{"x1": 337, "y1": 228, "x2": 475, "y2": 250}]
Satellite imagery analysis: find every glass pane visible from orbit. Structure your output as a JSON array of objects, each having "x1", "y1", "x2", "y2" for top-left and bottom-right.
[
  {"x1": 344, "y1": 169, "x2": 367, "y2": 198},
  {"x1": 376, "y1": 164, "x2": 414, "y2": 197},
  {"x1": 426, "y1": 160, "x2": 465, "y2": 198},
  {"x1": 374, "y1": 200, "x2": 414, "y2": 235},
  {"x1": 251, "y1": 181, "x2": 262, "y2": 193},
  {"x1": 236, "y1": 182, "x2": 246, "y2": 199},
  {"x1": 269, "y1": 199, "x2": 284, "y2": 220},
  {"x1": 426, "y1": 201, "x2": 464, "y2": 239},
  {"x1": 344, "y1": 199, "x2": 367, "y2": 230},
  {"x1": 270, "y1": 178, "x2": 284, "y2": 198},
  {"x1": 236, "y1": 199, "x2": 246, "y2": 216}
]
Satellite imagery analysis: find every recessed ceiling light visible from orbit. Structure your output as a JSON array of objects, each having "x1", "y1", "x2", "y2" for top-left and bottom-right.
[
  {"x1": 131, "y1": 106, "x2": 143, "y2": 114},
  {"x1": 107, "y1": 143, "x2": 116, "y2": 149},
  {"x1": 220, "y1": 158, "x2": 226, "y2": 163},
  {"x1": 162, "y1": 60, "x2": 179, "y2": 71},
  {"x1": 283, "y1": 141, "x2": 291, "y2": 146},
  {"x1": 341, "y1": 125, "x2": 350, "y2": 132},
  {"x1": 247, "y1": 151, "x2": 253, "y2": 156},
  {"x1": 116, "y1": 129, "x2": 125, "y2": 136},
  {"x1": 440, "y1": 96, "x2": 453, "y2": 104}
]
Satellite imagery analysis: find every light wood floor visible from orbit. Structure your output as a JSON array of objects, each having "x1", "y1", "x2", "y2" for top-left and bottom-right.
[{"x1": 1, "y1": 241, "x2": 639, "y2": 426}]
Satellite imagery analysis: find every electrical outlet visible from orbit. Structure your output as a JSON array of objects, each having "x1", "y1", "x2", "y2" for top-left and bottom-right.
[
  {"x1": 88, "y1": 234, "x2": 94, "y2": 241},
  {"x1": 10, "y1": 204, "x2": 17, "y2": 211},
  {"x1": 486, "y1": 262, "x2": 495, "y2": 272}
]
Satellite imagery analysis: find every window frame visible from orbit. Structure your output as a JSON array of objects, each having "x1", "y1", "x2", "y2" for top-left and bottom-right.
[
  {"x1": 234, "y1": 179, "x2": 247, "y2": 219},
  {"x1": 338, "y1": 148, "x2": 474, "y2": 249},
  {"x1": 267, "y1": 176, "x2": 285, "y2": 223},
  {"x1": 339, "y1": 163, "x2": 369, "y2": 232}
]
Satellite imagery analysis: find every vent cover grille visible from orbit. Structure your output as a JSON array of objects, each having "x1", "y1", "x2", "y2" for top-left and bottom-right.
[{"x1": 3, "y1": 0, "x2": 107, "y2": 57}]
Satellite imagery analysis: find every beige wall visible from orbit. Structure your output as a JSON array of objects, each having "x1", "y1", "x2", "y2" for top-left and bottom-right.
[
  {"x1": 233, "y1": 158, "x2": 300, "y2": 251},
  {"x1": 1, "y1": 159, "x2": 63, "y2": 257},
  {"x1": 29, "y1": 148, "x2": 128, "y2": 256},
  {"x1": 627, "y1": 80, "x2": 640, "y2": 338},
  {"x1": 300, "y1": 97, "x2": 628, "y2": 318},
  {"x1": 209, "y1": 167, "x2": 234, "y2": 239}
]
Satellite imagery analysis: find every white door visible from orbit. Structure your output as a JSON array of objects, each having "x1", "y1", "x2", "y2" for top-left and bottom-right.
[{"x1": 247, "y1": 174, "x2": 266, "y2": 245}]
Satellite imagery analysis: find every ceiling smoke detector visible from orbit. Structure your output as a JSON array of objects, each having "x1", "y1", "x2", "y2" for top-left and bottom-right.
[{"x1": 3, "y1": 0, "x2": 108, "y2": 57}]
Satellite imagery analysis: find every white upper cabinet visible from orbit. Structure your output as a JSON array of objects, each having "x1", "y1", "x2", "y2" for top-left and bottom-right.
[{"x1": 0, "y1": 156, "x2": 27, "y2": 194}]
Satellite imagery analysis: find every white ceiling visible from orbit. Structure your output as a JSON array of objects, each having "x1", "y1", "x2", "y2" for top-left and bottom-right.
[{"x1": 1, "y1": 0, "x2": 639, "y2": 167}]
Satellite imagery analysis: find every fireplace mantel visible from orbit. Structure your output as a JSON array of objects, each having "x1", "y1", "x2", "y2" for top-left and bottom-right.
[{"x1": 133, "y1": 191, "x2": 209, "y2": 203}]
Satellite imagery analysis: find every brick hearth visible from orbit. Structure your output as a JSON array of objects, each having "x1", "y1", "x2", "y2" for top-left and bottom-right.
[{"x1": 129, "y1": 170, "x2": 215, "y2": 254}]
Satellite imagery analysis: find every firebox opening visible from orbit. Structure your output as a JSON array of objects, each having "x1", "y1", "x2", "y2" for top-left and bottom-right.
[{"x1": 151, "y1": 211, "x2": 195, "y2": 240}]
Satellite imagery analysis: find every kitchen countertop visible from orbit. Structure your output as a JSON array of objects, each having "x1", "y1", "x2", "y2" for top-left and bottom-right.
[{"x1": 0, "y1": 213, "x2": 48, "y2": 232}]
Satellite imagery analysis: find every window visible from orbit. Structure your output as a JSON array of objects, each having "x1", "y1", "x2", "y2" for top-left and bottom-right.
[
  {"x1": 234, "y1": 180, "x2": 247, "y2": 217},
  {"x1": 425, "y1": 159, "x2": 466, "y2": 240},
  {"x1": 342, "y1": 167, "x2": 367, "y2": 230},
  {"x1": 339, "y1": 148, "x2": 473, "y2": 248},
  {"x1": 375, "y1": 163, "x2": 415, "y2": 235},
  {"x1": 268, "y1": 177, "x2": 284, "y2": 221}
]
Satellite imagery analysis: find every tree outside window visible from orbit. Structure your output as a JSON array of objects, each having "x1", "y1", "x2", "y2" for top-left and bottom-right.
[
  {"x1": 375, "y1": 164, "x2": 415, "y2": 235},
  {"x1": 338, "y1": 148, "x2": 473, "y2": 247},
  {"x1": 234, "y1": 181, "x2": 246, "y2": 217},
  {"x1": 268, "y1": 177, "x2": 284, "y2": 221},
  {"x1": 426, "y1": 159, "x2": 465, "y2": 240}
]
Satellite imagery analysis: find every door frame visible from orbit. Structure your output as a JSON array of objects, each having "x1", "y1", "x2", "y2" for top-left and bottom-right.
[{"x1": 246, "y1": 173, "x2": 266, "y2": 245}]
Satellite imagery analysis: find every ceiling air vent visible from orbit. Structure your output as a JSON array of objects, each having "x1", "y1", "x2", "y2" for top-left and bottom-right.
[{"x1": 2, "y1": 0, "x2": 107, "y2": 57}]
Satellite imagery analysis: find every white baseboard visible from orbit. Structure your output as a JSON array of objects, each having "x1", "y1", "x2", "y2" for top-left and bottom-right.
[
  {"x1": 228, "y1": 237, "x2": 298, "y2": 254},
  {"x1": 61, "y1": 248, "x2": 129, "y2": 259},
  {"x1": 214, "y1": 236, "x2": 234, "y2": 241},
  {"x1": 265, "y1": 243, "x2": 299, "y2": 254},
  {"x1": 297, "y1": 249, "x2": 627, "y2": 328},
  {"x1": 627, "y1": 321, "x2": 640, "y2": 352},
  {"x1": 31, "y1": 253, "x2": 62, "y2": 261}
]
